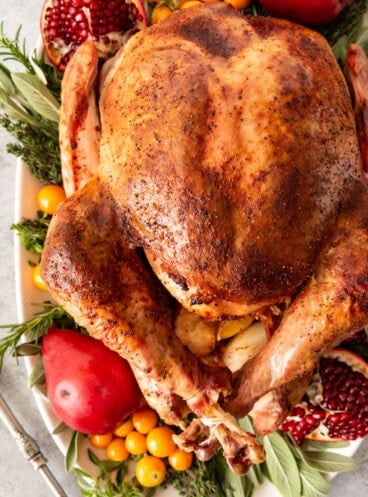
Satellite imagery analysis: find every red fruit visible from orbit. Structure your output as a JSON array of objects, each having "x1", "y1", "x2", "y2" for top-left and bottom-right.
[
  {"x1": 42, "y1": 329, "x2": 142, "y2": 434},
  {"x1": 281, "y1": 349, "x2": 368, "y2": 444},
  {"x1": 259, "y1": 0, "x2": 350, "y2": 26},
  {"x1": 40, "y1": 0, "x2": 148, "y2": 71}
]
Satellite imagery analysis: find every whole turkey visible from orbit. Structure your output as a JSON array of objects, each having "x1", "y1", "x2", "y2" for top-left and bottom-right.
[{"x1": 41, "y1": 4, "x2": 368, "y2": 473}]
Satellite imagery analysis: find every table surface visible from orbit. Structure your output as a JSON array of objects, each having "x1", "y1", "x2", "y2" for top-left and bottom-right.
[{"x1": 0, "y1": 2, "x2": 368, "y2": 496}]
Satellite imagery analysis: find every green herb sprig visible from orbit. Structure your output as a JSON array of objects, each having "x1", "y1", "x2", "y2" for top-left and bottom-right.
[
  {"x1": 11, "y1": 210, "x2": 51, "y2": 256},
  {"x1": 0, "y1": 302, "x2": 80, "y2": 371},
  {"x1": 215, "y1": 417, "x2": 358, "y2": 497},
  {"x1": 0, "y1": 23, "x2": 62, "y2": 184}
]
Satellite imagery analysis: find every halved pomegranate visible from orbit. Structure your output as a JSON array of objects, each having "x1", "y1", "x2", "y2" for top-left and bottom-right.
[
  {"x1": 40, "y1": 0, "x2": 148, "y2": 71},
  {"x1": 281, "y1": 349, "x2": 368, "y2": 444}
]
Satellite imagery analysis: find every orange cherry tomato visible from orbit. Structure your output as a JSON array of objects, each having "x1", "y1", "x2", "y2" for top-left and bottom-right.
[
  {"x1": 180, "y1": 0, "x2": 202, "y2": 8},
  {"x1": 168, "y1": 448, "x2": 193, "y2": 471},
  {"x1": 106, "y1": 438, "x2": 129, "y2": 461},
  {"x1": 114, "y1": 418, "x2": 134, "y2": 438},
  {"x1": 125, "y1": 431, "x2": 147, "y2": 455},
  {"x1": 224, "y1": 0, "x2": 251, "y2": 8},
  {"x1": 32, "y1": 263, "x2": 48, "y2": 291},
  {"x1": 146, "y1": 426, "x2": 177, "y2": 458},
  {"x1": 151, "y1": 5, "x2": 172, "y2": 24},
  {"x1": 36, "y1": 184, "x2": 66, "y2": 215},
  {"x1": 136, "y1": 455, "x2": 167, "y2": 487},
  {"x1": 89, "y1": 433, "x2": 113, "y2": 448},
  {"x1": 132, "y1": 408, "x2": 158, "y2": 434}
]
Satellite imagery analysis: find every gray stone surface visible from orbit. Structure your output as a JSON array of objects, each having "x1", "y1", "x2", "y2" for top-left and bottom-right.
[{"x1": 0, "y1": 1, "x2": 367, "y2": 496}]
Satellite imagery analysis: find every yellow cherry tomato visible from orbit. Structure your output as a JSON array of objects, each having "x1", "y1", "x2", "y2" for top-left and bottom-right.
[
  {"x1": 180, "y1": 0, "x2": 202, "y2": 8},
  {"x1": 106, "y1": 438, "x2": 129, "y2": 461},
  {"x1": 151, "y1": 5, "x2": 172, "y2": 25},
  {"x1": 114, "y1": 418, "x2": 134, "y2": 438},
  {"x1": 125, "y1": 431, "x2": 147, "y2": 455},
  {"x1": 136, "y1": 455, "x2": 167, "y2": 488},
  {"x1": 146, "y1": 426, "x2": 177, "y2": 458},
  {"x1": 132, "y1": 408, "x2": 158, "y2": 434},
  {"x1": 32, "y1": 264, "x2": 48, "y2": 291},
  {"x1": 168, "y1": 448, "x2": 193, "y2": 471},
  {"x1": 36, "y1": 184, "x2": 66, "y2": 215},
  {"x1": 89, "y1": 433, "x2": 113, "y2": 448},
  {"x1": 224, "y1": 0, "x2": 252, "y2": 9}
]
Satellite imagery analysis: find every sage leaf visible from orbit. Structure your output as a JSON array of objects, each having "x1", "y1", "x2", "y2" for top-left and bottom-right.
[
  {"x1": 298, "y1": 459, "x2": 331, "y2": 497},
  {"x1": 239, "y1": 415, "x2": 256, "y2": 434},
  {"x1": 303, "y1": 440, "x2": 350, "y2": 451},
  {"x1": 246, "y1": 464, "x2": 263, "y2": 486},
  {"x1": 11, "y1": 72, "x2": 59, "y2": 122},
  {"x1": 0, "y1": 88, "x2": 35, "y2": 125},
  {"x1": 303, "y1": 451, "x2": 358, "y2": 473},
  {"x1": 15, "y1": 342, "x2": 40, "y2": 356},
  {"x1": 263, "y1": 431, "x2": 301, "y2": 497},
  {"x1": 215, "y1": 453, "x2": 244, "y2": 497},
  {"x1": 28, "y1": 356, "x2": 45, "y2": 387},
  {"x1": 65, "y1": 430, "x2": 83, "y2": 471},
  {"x1": 0, "y1": 64, "x2": 14, "y2": 93},
  {"x1": 52, "y1": 420, "x2": 68, "y2": 435},
  {"x1": 242, "y1": 476, "x2": 254, "y2": 497},
  {"x1": 29, "y1": 49, "x2": 48, "y2": 85}
]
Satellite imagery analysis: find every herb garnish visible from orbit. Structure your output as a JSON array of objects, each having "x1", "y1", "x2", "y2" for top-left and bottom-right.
[
  {"x1": 0, "y1": 302, "x2": 81, "y2": 371},
  {"x1": 11, "y1": 210, "x2": 51, "y2": 256},
  {"x1": 0, "y1": 23, "x2": 62, "y2": 184}
]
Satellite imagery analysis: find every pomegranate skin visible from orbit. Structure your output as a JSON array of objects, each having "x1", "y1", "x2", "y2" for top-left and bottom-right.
[
  {"x1": 42, "y1": 329, "x2": 142, "y2": 434},
  {"x1": 281, "y1": 349, "x2": 368, "y2": 444},
  {"x1": 40, "y1": 0, "x2": 148, "y2": 71}
]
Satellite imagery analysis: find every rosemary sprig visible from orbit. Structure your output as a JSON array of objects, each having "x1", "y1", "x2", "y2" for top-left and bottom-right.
[
  {"x1": 0, "y1": 302, "x2": 80, "y2": 371},
  {"x1": 11, "y1": 211, "x2": 52, "y2": 255},
  {"x1": 0, "y1": 22, "x2": 34, "y2": 73}
]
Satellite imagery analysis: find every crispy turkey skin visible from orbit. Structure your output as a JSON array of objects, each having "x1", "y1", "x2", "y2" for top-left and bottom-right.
[{"x1": 41, "y1": 4, "x2": 368, "y2": 471}]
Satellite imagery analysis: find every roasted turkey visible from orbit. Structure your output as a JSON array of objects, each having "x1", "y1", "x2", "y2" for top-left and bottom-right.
[{"x1": 41, "y1": 3, "x2": 368, "y2": 473}]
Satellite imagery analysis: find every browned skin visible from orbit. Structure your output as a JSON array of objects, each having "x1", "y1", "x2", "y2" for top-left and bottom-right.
[
  {"x1": 99, "y1": 4, "x2": 362, "y2": 318},
  {"x1": 345, "y1": 43, "x2": 368, "y2": 173},
  {"x1": 41, "y1": 4, "x2": 368, "y2": 471}
]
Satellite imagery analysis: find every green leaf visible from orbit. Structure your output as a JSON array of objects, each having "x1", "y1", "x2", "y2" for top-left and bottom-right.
[
  {"x1": 303, "y1": 440, "x2": 350, "y2": 451},
  {"x1": 0, "y1": 88, "x2": 35, "y2": 125},
  {"x1": 52, "y1": 420, "x2": 68, "y2": 435},
  {"x1": 28, "y1": 356, "x2": 45, "y2": 387},
  {"x1": 15, "y1": 342, "x2": 40, "y2": 356},
  {"x1": 0, "y1": 63, "x2": 14, "y2": 92},
  {"x1": 246, "y1": 464, "x2": 263, "y2": 486},
  {"x1": 303, "y1": 451, "x2": 358, "y2": 473},
  {"x1": 11, "y1": 72, "x2": 60, "y2": 122},
  {"x1": 238, "y1": 416, "x2": 256, "y2": 434},
  {"x1": 65, "y1": 431, "x2": 83, "y2": 472},
  {"x1": 298, "y1": 460, "x2": 331, "y2": 497},
  {"x1": 263, "y1": 432, "x2": 301, "y2": 497}
]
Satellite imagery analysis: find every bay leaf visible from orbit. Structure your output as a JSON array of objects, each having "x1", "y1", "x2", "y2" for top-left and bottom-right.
[
  {"x1": 303, "y1": 451, "x2": 358, "y2": 473},
  {"x1": 11, "y1": 72, "x2": 59, "y2": 122},
  {"x1": 263, "y1": 431, "x2": 302, "y2": 497}
]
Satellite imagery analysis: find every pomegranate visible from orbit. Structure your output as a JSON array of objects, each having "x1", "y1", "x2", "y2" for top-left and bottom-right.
[
  {"x1": 281, "y1": 349, "x2": 368, "y2": 444},
  {"x1": 40, "y1": 0, "x2": 148, "y2": 71}
]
